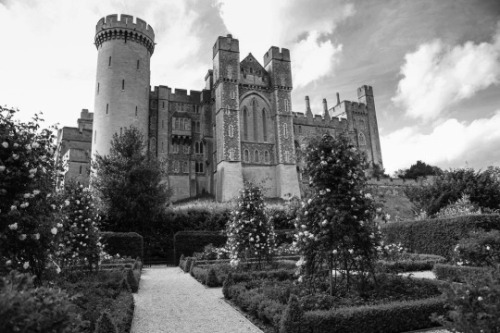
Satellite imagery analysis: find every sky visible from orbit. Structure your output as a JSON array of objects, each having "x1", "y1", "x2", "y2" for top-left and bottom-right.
[{"x1": 1, "y1": 0, "x2": 499, "y2": 175}]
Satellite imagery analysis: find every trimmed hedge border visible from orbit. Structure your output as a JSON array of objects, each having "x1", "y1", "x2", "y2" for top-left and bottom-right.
[
  {"x1": 174, "y1": 229, "x2": 295, "y2": 264},
  {"x1": 191, "y1": 266, "x2": 296, "y2": 287},
  {"x1": 100, "y1": 232, "x2": 144, "y2": 260},
  {"x1": 302, "y1": 296, "x2": 445, "y2": 333},
  {"x1": 382, "y1": 214, "x2": 500, "y2": 259},
  {"x1": 378, "y1": 254, "x2": 446, "y2": 273},
  {"x1": 224, "y1": 280, "x2": 446, "y2": 333},
  {"x1": 433, "y1": 263, "x2": 493, "y2": 283}
]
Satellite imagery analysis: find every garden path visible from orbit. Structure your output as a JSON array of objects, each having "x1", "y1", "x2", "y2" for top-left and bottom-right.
[{"x1": 130, "y1": 267, "x2": 264, "y2": 333}]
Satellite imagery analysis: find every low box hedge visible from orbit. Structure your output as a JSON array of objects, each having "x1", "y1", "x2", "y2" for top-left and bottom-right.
[
  {"x1": 302, "y1": 296, "x2": 445, "y2": 333},
  {"x1": 100, "y1": 232, "x2": 144, "y2": 260},
  {"x1": 382, "y1": 214, "x2": 500, "y2": 259},
  {"x1": 433, "y1": 263, "x2": 493, "y2": 283},
  {"x1": 377, "y1": 254, "x2": 446, "y2": 273}
]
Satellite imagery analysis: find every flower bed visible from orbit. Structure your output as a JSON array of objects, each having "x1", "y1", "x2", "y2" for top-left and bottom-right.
[{"x1": 224, "y1": 274, "x2": 445, "y2": 333}]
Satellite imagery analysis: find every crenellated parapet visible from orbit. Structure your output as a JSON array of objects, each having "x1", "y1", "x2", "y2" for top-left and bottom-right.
[{"x1": 95, "y1": 14, "x2": 155, "y2": 54}]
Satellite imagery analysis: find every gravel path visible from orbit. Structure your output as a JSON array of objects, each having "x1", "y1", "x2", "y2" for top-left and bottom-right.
[{"x1": 130, "y1": 267, "x2": 263, "y2": 333}]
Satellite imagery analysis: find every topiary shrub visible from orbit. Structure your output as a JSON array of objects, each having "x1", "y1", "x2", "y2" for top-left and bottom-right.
[
  {"x1": 120, "y1": 277, "x2": 132, "y2": 293},
  {"x1": 126, "y1": 269, "x2": 139, "y2": 293},
  {"x1": 94, "y1": 311, "x2": 118, "y2": 333},
  {"x1": 222, "y1": 273, "x2": 234, "y2": 299},
  {"x1": 280, "y1": 294, "x2": 303, "y2": 333},
  {"x1": 206, "y1": 267, "x2": 219, "y2": 287}
]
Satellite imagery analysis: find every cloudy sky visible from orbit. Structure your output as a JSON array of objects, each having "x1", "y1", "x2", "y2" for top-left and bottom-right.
[{"x1": 1, "y1": 0, "x2": 499, "y2": 175}]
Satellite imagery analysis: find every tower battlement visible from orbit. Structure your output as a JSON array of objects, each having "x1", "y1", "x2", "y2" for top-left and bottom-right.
[
  {"x1": 213, "y1": 34, "x2": 239, "y2": 58},
  {"x1": 264, "y1": 46, "x2": 290, "y2": 66},
  {"x1": 95, "y1": 14, "x2": 155, "y2": 54}
]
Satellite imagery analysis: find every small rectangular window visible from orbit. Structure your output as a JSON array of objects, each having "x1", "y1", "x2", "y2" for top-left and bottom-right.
[{"x1": 122, "y1": 79, "x2": 125, "y2": 91}]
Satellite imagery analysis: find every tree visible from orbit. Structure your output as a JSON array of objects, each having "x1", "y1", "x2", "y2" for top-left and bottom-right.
[
  {"x1": 226, "y1": 183, "x2": 275, "y2": 268},
  {"x1": 404, "y1": 168, "x2": 500, "y2": 217},
  {"x1": 0, "y1": 107, "x2": 61, "y2": 280},
  {"x1": 295, "y1": 134, "x2": 384, "y2": 295},
  {"x1": 92, "y1": 127, "x2": 169, "y2": 235},
  {"x1": 398, "y1": 160, "x2": 441, "y2": 179}
]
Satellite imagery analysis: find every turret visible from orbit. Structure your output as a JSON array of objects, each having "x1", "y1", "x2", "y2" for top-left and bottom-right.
[
  {"x1": 357, "y1": 85, "x2": 383, "y2": 168},
  {"x1": 213, "y1": 34, "x2": 243, "y2": 201},
  {"x1": 322, "y1": 98, "x2": 330, "y2": 121},
  {"x1": 91, "y1": 14, "x2": 155, "y2": 159}
]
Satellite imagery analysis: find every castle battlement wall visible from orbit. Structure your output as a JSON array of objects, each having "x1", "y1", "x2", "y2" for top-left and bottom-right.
[
  {"x1": 95, "y1": 14, "x2": 155, "y2": 54},
  {"x1": 263, "y1": 46, "x2": 291, "y2": 66},
  {"x1": 292, "y1": 110, "x2": 349, "y2": 128}
]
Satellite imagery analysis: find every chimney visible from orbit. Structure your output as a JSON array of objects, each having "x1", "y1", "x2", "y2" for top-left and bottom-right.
[
  {"x1": 336, "y1": 92, "x2": 341, "y2": 105},
  {"x1": 322, "y1": 98, "x2": 330, "y2": 121}
]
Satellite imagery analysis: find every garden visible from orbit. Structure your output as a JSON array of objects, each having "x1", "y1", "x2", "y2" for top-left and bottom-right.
[{"x1": 2, "y1": 105, "x2": 500, "y2": 333}]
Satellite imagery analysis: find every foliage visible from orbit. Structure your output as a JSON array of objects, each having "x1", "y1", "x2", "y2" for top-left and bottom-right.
[
  {"x1": 279, "y1": 295, "x2": 303, "y2": 333},
  {"x1": 294, "y1": 134, "x2": 384, "y2": 294},
  {"x1": 126, "y1": 268, "x2": 139, "y2": 293},
  {"x1": 226, "y1": 183, "x2": 276, "y2": 268},
  {"x1": 404, "y1": 167, "x2": 500, "y2": 217},
  {"x1": 397, "y1": 160, "x2": 441, "y2": 180},
  {"x1": 206, "y1": 267, "x2": 219, "y2": 287},
  {"x1": 436, "y1": 194, "x2": 481, "y2": 219},
  {"x1": 0, "y1": 271, "x2": 87, "y2": 333},
  {"x1": 94, "y1": 311, "x2": 118, "y2": 333},
  {"x1": 433, "y1": 263, "x2": 493, "y2": 283},
  {"x1": 100, "y1": 232, "x2": 144, "y2": 260},
  {"x1": 92, "y1": 126, "x2": 170, "y2": 234},
  {"x1": 433, "y1": 267, "x2": 500, "y2": 333},
  {"x1": 382, "y1": 214, "x2": 500, "y2": 259},
  {"x1": 377, "y1": 253, "x2": 446, "y2": 273},
  {"x1": 452, "y1": 230, "x2": 500, "y2": 267},
  {"x1": 174, "y1": 231, "x2": 226, "y2": 264},
  {"x1": 56, "y1": 182, "x2": 103, "y2": 271},
  {"x1": 0, "y1": 107, "x2": 61, "y2": 279}
]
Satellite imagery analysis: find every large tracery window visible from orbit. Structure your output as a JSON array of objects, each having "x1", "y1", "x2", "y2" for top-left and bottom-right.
[
  {"x1": 243, "y1": 107, "x2": 248, "y2": 140},
  {"x1": 262, "y1": 108, "x2": 267, "y2": 142}
]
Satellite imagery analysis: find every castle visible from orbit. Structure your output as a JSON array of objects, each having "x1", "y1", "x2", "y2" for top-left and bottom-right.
[{"x1": 56, "y1": 14, "x2": 383, "y2": 202}]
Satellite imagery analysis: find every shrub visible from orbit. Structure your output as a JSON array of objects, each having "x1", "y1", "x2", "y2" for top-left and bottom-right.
[
  {"x1": 382, "y1": 214, "x2": 500, "y2": 259},
  {"x1": 436, "y1": 193, "x2": 481, "y2": 218},
  {"x1": 226, "y1": 183, "x2": 275, "y2": 267},
  {"x1": 126, "y1": 269, "x2": 139, "y2": 293},
  {"x1": 452, "y1": 230, "x2": 500, "y2": 267},
  {"x1": 174, "y1": 231, "x2": 226, "y2": 264},
  {"x1": 100, "y1": 232, "x2": 144, "y2": 260},
  {"x1": 206, "y1": 267, "x2": 219, "y2": 287},
  {"x1": 433, "y1": 267, "x2": 500, "y2": 332},
  {"x1": 433, "y1": 263, "x2": 493, "y2": 283},
  {"x1": 222, "y1": 273, "x2": 234, "y2": 299},
  {"x1": 94, "y1": 311, "x2": 117, "y2": 333},
  {"x1": 0, "y1": 271, "x2": 87, "y2": 333},
  {"x1": 377, "y1": 253, "x2": 446, "y2": 273},
  {"x1": 279, "y1": 295, "x2": 303, "y2": 333}
]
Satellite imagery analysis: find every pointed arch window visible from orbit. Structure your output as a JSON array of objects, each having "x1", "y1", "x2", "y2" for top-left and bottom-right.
[
  {"x1": 254, "y1": 150, "x2": 259, "y2": 163},
  {"x1": 262, "y1": 108, "x2": 267, "y2": 141},
  {"x1": 243, "y1": 107, "x2": 248, "y2": 140},
  {"x1": 358, "y1": 132, "x2": 367, "y2": 146},
  {"x1": 264, "y1": 151, "x2": 269, "y2": 163},
  {"x1": 244, "y1": 149, "x2": 249, "y2": 162},
  {"x1": 253, "y1": 99, "x2": 258, "y2": 141},
  {"x1": 283, "y1": 123, "x2": 288, "y2": 138},
  {"x1": 195, "y1": 142, "x2": 200, "y2": 154},
  {"x1": 182, "y1": 161, "x2": 188, "y2": 173}
]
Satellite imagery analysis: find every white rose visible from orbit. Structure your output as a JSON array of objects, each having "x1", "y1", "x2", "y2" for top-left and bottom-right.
[
  {"x1": 8, "y1": 223, "x2": 18, "y2": 230},
  {"x1": 51, "y1": 227, "x2": 58, "y2": 235},
  {"x1": 23, "y1": 262, "x2": 30, "y2": 269},
  {"x1": 19, "y1": 234, "x2": 27, "y2": 241},
  {"x1": 2, "y1": 142, "x2": 8, "y2": 148},
  {"x1": 0, "y1": 165, "x2": 5, "y2": 172},
  {"x1": 64, "y1": 200, "x2": 70, "y2": 206},
  {"x1": 31, "y1": 142, "x2": 40, "y2": 149}
]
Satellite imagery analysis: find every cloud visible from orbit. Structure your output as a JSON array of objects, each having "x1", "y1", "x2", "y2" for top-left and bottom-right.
[
  {"x1": 381, "y1": 110, "x2": 500, "y2": 174},
  {"x1": 0, "y1": 0, "x2": 206, "y2": 127},
  {"x1": 392, "y1": 24, "x2": 500, "y2": 121},
  {"x1": 214, "y1": 0, "x2": 355, "y2": 88}
]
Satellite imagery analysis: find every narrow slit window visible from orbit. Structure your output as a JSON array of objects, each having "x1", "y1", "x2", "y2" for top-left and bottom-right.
[
  {"x1": 262, "y1": 109, "x2": 267, "y2": 141},
  {"x1": 254, "y1": 150, "x2": 259, "y2": 162},
  {"x1": 200, "y1": 142, "x2": 204, "y2": 154},
  {"x1": 108, "y1": 56, "x2": 111, "y2": 67},
  {"x1": 79, "y1": 165, "x2": 82, "y2": 174},
  {"x1": 135, "y1": 106, "x2": 138, "y2": 117},
  {"x1": 106, "y1": 104, "x2": 109, "y2": 114},
  {"x1": 122, "y1": 80, "x2": 125, "y2": 90},
  {"x1": 97, "y1": 83, "x2": 100, "y2": 94},
  {"x1": 137, "y1": 60, "x2": 140, "y2": 69}
]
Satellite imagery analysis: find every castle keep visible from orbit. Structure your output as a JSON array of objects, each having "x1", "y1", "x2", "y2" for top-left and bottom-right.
[{"x1": 57, "y1": 14, "x2": 383, "y2": 202}]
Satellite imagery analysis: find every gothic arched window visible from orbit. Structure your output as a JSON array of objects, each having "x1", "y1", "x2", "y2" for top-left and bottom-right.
[
  {"x1": 244, "y1": 149, "x2": 249, "y2": 162},
  {"x1": 283, "y1": 123, "x2": 288, "y2": 138},
  {"x1": 182, "y1": 161, "x2": 188, "y2": 173},
  {"x1": 254, "y1": 150, "x2": 259, "y2": 163},
  {"x1": 262, "y1": 108, "x2": 267, "y2": 142},
  {"x1": 243, "y1": 107, "x2": 248, "y2": 140},
  {"x1": 264, "y1": 151, "x2": 269, "y2": 163},
  {"x1": 200, "y1": 142, "x2": 204, "y2": 155},
  {"x1": 252, "y1": 99, "x2": 258, "y2": 141},
  {"x1": 195, "y1": 142, "x2": 200, "y2": 154},
  {"x1": 358, "y1": 132, "x2": 366, "y2": 146}
]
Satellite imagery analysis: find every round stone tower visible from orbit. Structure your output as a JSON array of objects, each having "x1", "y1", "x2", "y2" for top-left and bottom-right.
[{"x1": 91, "y1": 14, "x2": 155, "y2": 158}]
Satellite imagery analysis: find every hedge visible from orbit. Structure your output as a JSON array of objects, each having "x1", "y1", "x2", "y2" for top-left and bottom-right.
[
  {"x1": 433, "y1": 263, "x2": 493, "y2": 283},
  {"x1": 377, "y1": 254, "x2": 446, "y2": 273},
  {"x1": 224, "y1": 280, "x2": 445, "y2": 333},
  {"x1": 302, "y1": 297, "x2": 445, "y2": 333},
  {"x1": 174, "y1": 229, "x2": 294, "y2": 264},
  {"x1": 100, "y1": 232, "x2": 144, "y2": 260},
  {"x1": 382, "y1": 214, "x2": 500, "y2": 259}
]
